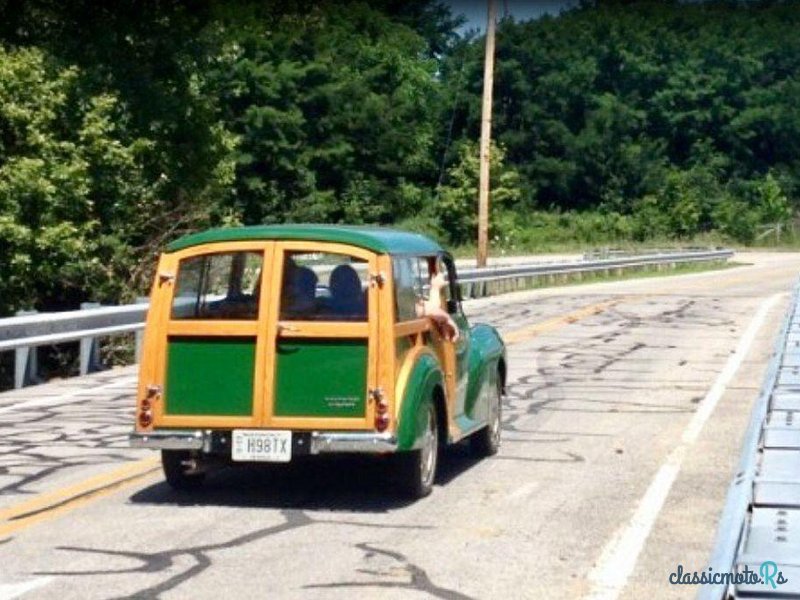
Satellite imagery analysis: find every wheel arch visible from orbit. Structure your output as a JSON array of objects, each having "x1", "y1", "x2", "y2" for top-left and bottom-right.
[{"x1": 396, "y1": 352, "x2": 445, "y2": 452}]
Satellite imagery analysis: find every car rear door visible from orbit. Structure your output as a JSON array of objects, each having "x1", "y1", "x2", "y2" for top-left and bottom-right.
[
  {"x1": 148, "y1": 242, "x2": 275, "y2": 429},
  {"x1": 262, "y1": 242, "x2": 379, "y2": 430}
]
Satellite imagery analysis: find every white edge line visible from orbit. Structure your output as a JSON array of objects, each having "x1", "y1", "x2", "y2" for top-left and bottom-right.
[
  {"x1": 584, "y1": 292, "x2": 783, "y2": 600},
  {"x1": 0, "y1": 577, "x2": 54, "y2": 600}
]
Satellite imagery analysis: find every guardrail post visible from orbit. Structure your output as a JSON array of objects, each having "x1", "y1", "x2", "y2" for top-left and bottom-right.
[
  {"x1": 13, "y1": 310, "x2": 39, "y2": 388},
  {"x1": 134, "y1": 297, "x2": 149, "y2": 362},
  {"x1": 79, "y1": 302, "x2": 103, "y2": 375},
  {"x1": 14, "y1": 346, "x2": 31, "y2": 389}
]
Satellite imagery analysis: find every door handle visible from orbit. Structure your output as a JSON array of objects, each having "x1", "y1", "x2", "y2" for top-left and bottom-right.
[{"x1": 277, "y1": 322, "x2": 300, "y2": 334}]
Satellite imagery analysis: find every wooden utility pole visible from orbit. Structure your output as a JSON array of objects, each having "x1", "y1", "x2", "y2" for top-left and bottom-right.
[{"x1": 477, "y1": 0, "x2": 497, "y2": 268}]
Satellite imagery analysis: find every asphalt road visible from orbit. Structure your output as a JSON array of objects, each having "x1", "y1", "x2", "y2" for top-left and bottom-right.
[{"x1": 1, "y1": 251, "x2": 799, "y2": 600}]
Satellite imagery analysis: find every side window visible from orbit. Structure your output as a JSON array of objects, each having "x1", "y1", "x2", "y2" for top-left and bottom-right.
[
  {"x1": 280, "y1": 252, "x2": 368, "y2": 321},
  {"x1": 393, "y1": 257, "x2": 420, "y2": 322},
  {"x1": 171, "y1": 251, "x2": 262, "y2": 320},
  {"x1": 393, "y1": 256, "x2": 436, "y2": 321}
]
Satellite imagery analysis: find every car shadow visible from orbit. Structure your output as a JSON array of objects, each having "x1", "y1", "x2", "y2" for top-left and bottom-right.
[
  {"x1": 129, "y1": 446, "x2": 485, "y2": 513},
  {"x1": 436, "y1": 444, "x2": 484, "y2": 485}
]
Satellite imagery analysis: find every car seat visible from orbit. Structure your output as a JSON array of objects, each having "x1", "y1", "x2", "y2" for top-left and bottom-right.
[{"x1": 329, "y1": 264, "x2": 366, "y2": 319}]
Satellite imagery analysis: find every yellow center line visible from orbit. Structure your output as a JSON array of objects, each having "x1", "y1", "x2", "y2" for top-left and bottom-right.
[
  {"x1": 0, "y1": 456, "x2": 160, "y2": 538},
  {"x1": 500, "y1": 262, "x2": 770, "y2": 345},
  {"x1": 504, "y1": 298, "x2": 624, "y2": 345}
]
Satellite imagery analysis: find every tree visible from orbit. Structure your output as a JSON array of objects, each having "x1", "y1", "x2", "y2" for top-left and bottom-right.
[
  {"x1": 435, "y1": 141, "x2": 521, "y2": 244},
  {"x1": 443, "y1": 1, "x2": 800, "y2": 220},
  {"x1": 755, "y1": 172, "x2": 792, "y2": 242}
]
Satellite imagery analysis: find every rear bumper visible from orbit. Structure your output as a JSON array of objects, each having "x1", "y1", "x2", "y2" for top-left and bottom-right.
[
  {"x1": 129, "y1": 429, "x2": 397, "y2": 454},
  {"x1": 309, "y1": 431, "x2": 397, "y2": 454},
  {"x1": 130, "y1": 429, "x2": 206, "y2": 451}
]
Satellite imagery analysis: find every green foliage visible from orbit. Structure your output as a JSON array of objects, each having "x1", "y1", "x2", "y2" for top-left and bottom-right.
[
  {"x1": 434, "y1": 141, "x2": 521, "y2": 244},
  {"x1": 0, "y1": 1, "x2": 449, "y2": 315},
  {"x1": 209, "y1": 3, "x2": 441, "y2": 225},
  {"x1": 445, "y1": 0, "x2": 799, "y2": 231},
  {"x1": 754, "y1": 172, "x2": 792, "y2": 242},
  {"x1": 757, "y1": 172, "x2": 791, "y2": 225},
  {"x1": 0, "y1": 47, "x2": 101, "y2": 314},
  {"x1": 714, "y1": 197, "x2": 760, "y2": 245},
  {"x1": 485, "y1": 209, "x2": 638, "y2": 251}
]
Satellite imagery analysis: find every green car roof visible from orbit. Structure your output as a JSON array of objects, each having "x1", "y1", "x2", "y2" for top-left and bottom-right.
[{"x1": 166, "y1": 224, "x2": 444, "y2": 255}]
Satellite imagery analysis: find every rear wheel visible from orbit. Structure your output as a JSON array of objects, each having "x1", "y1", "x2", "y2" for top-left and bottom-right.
[
  {"x1": 397, "y1": 399, "x2": 438, "y2": 499},
  {"x1": 162, "y1": 450, "x2": 206, "y2": 491},
  {"x1": 471, "y1": 375, "x2": 502, "y2": 457}
]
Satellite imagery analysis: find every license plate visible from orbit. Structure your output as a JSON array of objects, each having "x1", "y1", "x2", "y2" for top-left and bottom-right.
[{"x1": 232, "y1": 430, "x2": 292, "y2": 462}]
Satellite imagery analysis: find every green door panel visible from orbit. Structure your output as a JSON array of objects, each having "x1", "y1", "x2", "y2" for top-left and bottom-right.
[
  {"x1": 452, "y1": 312, "x2": 471, "y2": 421},
  {"x1": 274, "y1": 339, "x2": 367, "y2": 417},
  {"x1": 465, "y1": 323, "x2": 506, "y2": 418},
  {"x1": 458, "y1": 365, "x2": 498, "y2": 431},
  {"x1": 165, "y1": 336, "x2": 255, "y2": 416}
]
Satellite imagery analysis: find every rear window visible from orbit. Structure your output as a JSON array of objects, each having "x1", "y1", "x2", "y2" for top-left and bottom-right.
[
  {"x1": 280, "y1": 251, "x2": 368, "y2": 321},
  {"x1": 171, "y1": 251, "x2": 262, "y2": 320}
]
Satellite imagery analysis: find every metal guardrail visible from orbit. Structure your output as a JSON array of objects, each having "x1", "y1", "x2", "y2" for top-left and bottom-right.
[
  {"x1": 0, "y1": 248, "x2": 732, "y2": 390},
  {"x1": 700, "y1": 279, "x2": 800, "y2": 600},
  {"x1": 582, "y1": 246, "x2": 713, "y2": 260},
  {"x1": 2, "y1": 302, "x2": 149, "y2": 389},
  {"x1": 458, "y1": 249, "x2": 733, "y2": 298}
]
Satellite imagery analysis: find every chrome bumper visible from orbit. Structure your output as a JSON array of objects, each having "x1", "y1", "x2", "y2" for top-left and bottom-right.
[
  {"x1": 129, "y1": 430, "x2": 397, "y2": 454},
  {"x1": 309, "y1": 431, "x2": 397, "y2": 454},
  {"x1": 129, "y1": 430, "x2": 208, "y2": 451}
]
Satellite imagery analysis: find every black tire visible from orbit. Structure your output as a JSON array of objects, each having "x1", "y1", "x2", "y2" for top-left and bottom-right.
[
  {"x1": 396, "y1": 399, "x2": 438, "y2": 499},
  {"x1": 471, "y1": 374, "x2": 502, "y2": 457},
  {"x1": 162, "y1": 450, "x2": 206, "y2": 491}
]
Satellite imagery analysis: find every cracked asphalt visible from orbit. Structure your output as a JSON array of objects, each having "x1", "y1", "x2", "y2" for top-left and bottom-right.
[{"x1": 1, "y1": 251, "x2": 799, "y2": 599}]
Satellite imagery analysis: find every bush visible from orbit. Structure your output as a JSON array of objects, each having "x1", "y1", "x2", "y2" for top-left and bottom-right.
[{"x1": 714, "y1": 197, "x2": 760, "y2": 244}]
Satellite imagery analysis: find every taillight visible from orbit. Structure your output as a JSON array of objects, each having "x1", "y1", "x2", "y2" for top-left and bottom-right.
[
  {"x1": 138, "y1": 384, "x2": 161, "y2": 429},
  {"x1": 372, "y1": 388, "x2": 390, "y2": 431},
  {"x1": 375, "y1": 413, "x2": 391, "y2": 432},
  {"x1": 138, "y1": 409, "x2": 153, "y2": 427}
]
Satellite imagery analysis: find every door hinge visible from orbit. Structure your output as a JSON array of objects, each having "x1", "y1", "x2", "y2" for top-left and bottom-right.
[{"x1": 369, "y1": 272, "x2": 386, "y2": 288}]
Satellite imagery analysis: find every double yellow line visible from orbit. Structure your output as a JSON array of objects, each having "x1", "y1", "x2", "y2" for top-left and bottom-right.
[
  {"x1": 0, "y1": 298, "x2": 622, "y2": 539},
  {"x1": 0, "y1": 457, "x2": 160, "y2": 538}
]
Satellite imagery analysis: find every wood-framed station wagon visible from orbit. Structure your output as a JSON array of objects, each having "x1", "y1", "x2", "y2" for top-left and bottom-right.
[{"x1": 130, "y1": 225, "x2": 506, "y2": 497}]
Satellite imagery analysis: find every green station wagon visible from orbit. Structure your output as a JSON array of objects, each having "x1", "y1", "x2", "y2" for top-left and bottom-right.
[{"x1": 130, "y1": 225, "x2": 506, "y2": 497}]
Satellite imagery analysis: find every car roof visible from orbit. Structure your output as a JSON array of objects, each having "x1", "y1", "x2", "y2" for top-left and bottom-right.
[{"x1": 166, "y1": 224, "x2": 444, "y2": 255}]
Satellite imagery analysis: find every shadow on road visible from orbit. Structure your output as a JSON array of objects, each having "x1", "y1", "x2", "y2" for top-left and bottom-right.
[{"x1": 128, "y1": 444, "x2": 484, "y2": 513}]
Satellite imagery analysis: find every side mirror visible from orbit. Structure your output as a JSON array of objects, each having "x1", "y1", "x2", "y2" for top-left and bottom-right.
[{"x1": 446, "y1": 298, "x2": 459, "y2": 314}]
